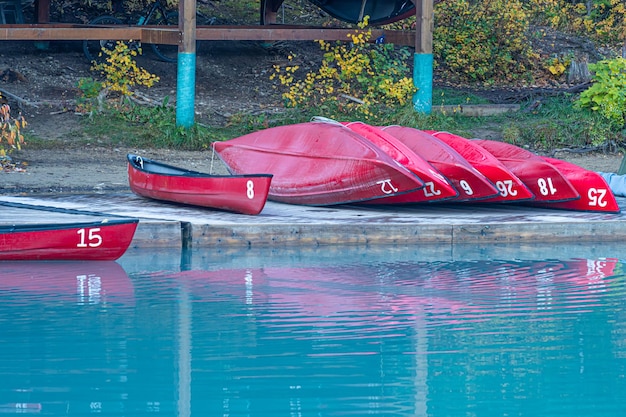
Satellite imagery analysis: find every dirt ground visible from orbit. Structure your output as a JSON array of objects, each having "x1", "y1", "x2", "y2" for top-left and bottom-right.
[
  {"x1": 0, "y1": 40, "x2": 624, "y2": 195},
  {"x1": 0, "y1": 39, "x2": 313, "y2": 194}
]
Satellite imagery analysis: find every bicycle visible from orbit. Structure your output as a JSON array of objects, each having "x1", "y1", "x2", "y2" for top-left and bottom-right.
[{"x1": 83, "y1": 0, "x2": 215, "y2": 63}]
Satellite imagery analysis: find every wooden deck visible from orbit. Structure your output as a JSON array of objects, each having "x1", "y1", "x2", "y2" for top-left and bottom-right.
[{"x1": 1, "y1": 194, "x2": 625, "y2": 249}]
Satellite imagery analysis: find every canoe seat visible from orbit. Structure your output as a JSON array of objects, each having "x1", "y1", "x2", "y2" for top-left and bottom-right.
[
  {"x1": 147, "y1": 164, "x2": 187, "y2": 176},
  {"x1": 133, "y1": 156, "x2": 192, "y2": 176}
]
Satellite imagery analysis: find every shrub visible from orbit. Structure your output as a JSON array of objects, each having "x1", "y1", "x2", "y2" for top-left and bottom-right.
[
  {"x1": 91, "y1": 41, "x2": 159, "y2": 98},
  {"x1": 527, "y1": 0, "x2": 625, "y2": 46},
  {"x1": 0, "y1": 97, "x2": 26, "y2": 157},
  {"x1": 434, "y1": 0, "x2": 536, "y2": 84},
  {"x1": 270, "y1": 16, "x2": 416, "y2": 121},
  {"x1": 576, "y1": 57, "x2": 626, "y2": 129},
  {"x1": 569, "y1": 0, "x2": 626, "y2": 45},
  {"x1": 78, "y1": 41, "x2": 160, "y2": 113}
]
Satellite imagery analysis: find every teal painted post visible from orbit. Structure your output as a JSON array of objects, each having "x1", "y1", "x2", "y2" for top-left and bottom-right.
[
  {"x1": 176, "y1": 52, "x2": 196, "y2": 128},
  {"x1": 412, "y1": 53, "x2": 433, "y2": 114}
]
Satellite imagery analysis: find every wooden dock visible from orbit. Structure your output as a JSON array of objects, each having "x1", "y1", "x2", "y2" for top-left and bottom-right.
[{"x1": 2, "y1": 193, "x2": 626, "y2": 249}]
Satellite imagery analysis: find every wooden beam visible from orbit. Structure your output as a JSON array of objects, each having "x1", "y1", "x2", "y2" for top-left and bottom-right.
[
  {"x1": 414, "y1": 0, "x2": 433, "y2": 53},
  {"x1": 141, "y1": 27, "x2": 181, "y2": 45},
  {"x1": 195, "y1": 26, "x2": 414, "y2": 46},
  {"x1": 0, "y1": 25, "x2": 143, "y2": 40},
  {"x1": 34, "y1": 0, "x2": 50, "y2": 23},
  {"x1": 0, "y1": 24, "x2": 414, "y2": 47},
  {"x1": 180, "y1": 0, "x2": 195, "y2": 53},
  {"x1": 260, "y1": 0, "x2": 286, "y2": 24}
]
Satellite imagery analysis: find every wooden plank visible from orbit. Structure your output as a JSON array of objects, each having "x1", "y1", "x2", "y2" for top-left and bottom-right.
[
  {"x1": 180, "y1": 0, "x2": 195, "y2": 53},
  {"x1": 140, "y1": 27, "x2": 180, "y2": 45},
  {"x1": 0, "y1": 24, "x2": 413, "y2": 46},
  {"x1": 414, "y1": 0, "x2": 433, "y2": 53},
  {"x1": 195, "y1": 26, "x2": 414, "y2": 45},
  {"x1": 0, "y1": 25, "x2": 143, "y2": 40},
  {"x1": 34, "y1": 0, "x2": 49, "y2": 23},
  {"x1": 431, "y1": 104, "x2": 521, "y2": 116},
  {"x1": 260, "y1": 0, "x2": 286, "y2": 25},
  {"x1": 191, "y1": 224, "x2": 452, "y2": 247},
  {"x1": 378, "y1": 30, "x2": 414, "y2": 46}
]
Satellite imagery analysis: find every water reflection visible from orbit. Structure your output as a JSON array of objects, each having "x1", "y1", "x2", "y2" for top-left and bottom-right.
[
  {"x1": 0, "y1": 261, "x2": 134, "y2": 306},
  {"x1": 0, "y1": 245, "x2": 625, "y2": 416}
]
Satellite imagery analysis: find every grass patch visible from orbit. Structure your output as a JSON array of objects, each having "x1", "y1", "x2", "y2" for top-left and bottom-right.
[
  {"x1": 431, "y1": 88, "x2": 492, "y2": 106},
  {"x1": 56, "y1": 88, "x2": 622, "y2": 155}
]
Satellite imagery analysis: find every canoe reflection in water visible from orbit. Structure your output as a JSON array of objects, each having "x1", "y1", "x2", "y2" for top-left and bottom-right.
[
  {"x1": 0, "y1": 261, "x2": 135, "y2": 306},
  {"x1": 1, "y1": 251, "x2": 624, "y2": 416},
  {"x1": 159, "y1": 256, "x2": 619, "y2": 323}
]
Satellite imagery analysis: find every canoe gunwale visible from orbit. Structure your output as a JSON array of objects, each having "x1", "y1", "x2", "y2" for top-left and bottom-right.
[
  {"x1": 0, "y1": 218, "x2": 139, "y2": 234},
  {"x1": 127, "y1": 154, "x2": 272, "y2": 179}
]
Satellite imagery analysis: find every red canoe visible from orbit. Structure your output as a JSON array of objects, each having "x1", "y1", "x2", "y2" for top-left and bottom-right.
[
  {"x1": 528, "y1": 156, "x2": 620, "y2": 213},
  {"x1": 382, "y1": 126, "x2": 500, "y2": 201},
  {"x1": 472, "y1": 139, "x2": 580, "y2": 203},
  {"x1": 342, "y1": 121, "x2": 459, "y2": 204},
  {"x1": 127, "y1": 154, "x2": 272, "y2": 215},
  {"x1": 0, "y1": 218, "x2": 138, "y2": 261},
  {"x1": 426, "y1": 131, "x2": 535, "y2": 203},
  {"x1": 212, "y1": 121, "x2": 426, "y2": 206}
]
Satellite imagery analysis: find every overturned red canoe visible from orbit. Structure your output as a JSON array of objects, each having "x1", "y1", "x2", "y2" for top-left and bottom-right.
[
  {"x1": 342, "y1": 121, "x2": 458, "y2": 203},
  {"x1": 472, "y1": 139, "x2": 580, "y2": 203},
  {"x1": 305, "y1": 0, "x2": 415, "y2": 25},
  {"x1": 425, "y1": 131, "x2": 535, "y2": 203},
  {"x1": 127, "y1": 154, "x2": 272, "y2": 215},
  {"x1": 0, "y1": 218, "x2": 138, "y2": 261},
  {"x1": 212, "y1": 121, "x2": 425, "y2": 206},
  {"x1": 528, "y1": 156, "x2": 620, "y2": 213},
  {"x1": 382, "y1": 126, "x2": 500, "y2": 201}
]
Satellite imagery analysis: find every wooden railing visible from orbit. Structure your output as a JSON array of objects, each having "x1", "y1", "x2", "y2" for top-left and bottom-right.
[{"x1": 0, "y1": 23, "x2": 415, "y2": 46}]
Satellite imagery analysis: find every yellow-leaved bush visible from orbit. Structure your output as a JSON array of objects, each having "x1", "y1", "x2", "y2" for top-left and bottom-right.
[
  {"x1": 270, "y1": 16, "x2": 416, "y2": 120},
  {"x1": 434, "y1": 0, "x2": 536, "y2": 84},
  {"x1": 0, "y1": 98, "x2": 26, "y2": 157},
  {"x1": 91, "y1": 41, "x2": 160, "y2": 98}
]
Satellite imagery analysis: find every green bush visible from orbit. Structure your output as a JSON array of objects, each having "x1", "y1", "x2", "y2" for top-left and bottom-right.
[
  {"x1": 576, "y1": 57, "x2": 626, "y2": 130},
  {"x1": 526, "y1": 0, "x2": 625, "y2": 45}
]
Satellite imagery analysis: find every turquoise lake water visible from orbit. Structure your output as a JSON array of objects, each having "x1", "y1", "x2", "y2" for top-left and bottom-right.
[{"x1": 1, "y1": 243, "x2": 626, "y2": 416}]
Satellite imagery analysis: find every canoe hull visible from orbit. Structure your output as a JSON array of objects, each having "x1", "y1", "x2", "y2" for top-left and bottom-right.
[
  {"x1": 342, "y1": 122, "x2": 459, "y2": 204},
  {"x1": 426, "y1": 131, "x2": 535, "y2": 202},
  {"x1": 307, "y1": 0, "x2": 415, "y2": 25},
  {"x1": 383, "y1": 126, "x2": 500, "y2": 201},
  {"x1": 127, "y1": 154, "x2": 272, "y2": 215},
  {"x1": 528, "y1": 156, "x2": 620, "y2": 213},
  {"x1": 0, "y1": 219, "x2": 138, "y2": 261},
  {"x1": 212, "y1": 122, "x2": 426, "y2": 206},
  {"x1": 473, "y1": 139, "x2": 580, "y2": 203}
]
